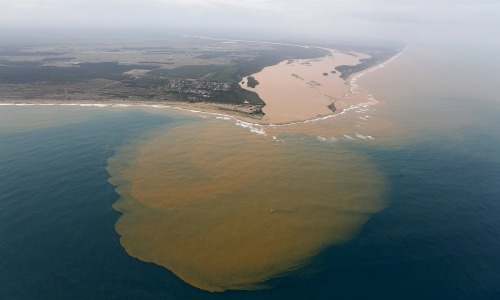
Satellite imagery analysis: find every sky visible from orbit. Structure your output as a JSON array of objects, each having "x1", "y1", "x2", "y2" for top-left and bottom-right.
[{"x1": 1, "y1": 0, "x2": 499, "y2": 46}]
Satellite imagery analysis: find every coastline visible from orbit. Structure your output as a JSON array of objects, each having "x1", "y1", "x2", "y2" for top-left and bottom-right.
[
  {"x1": 0, "y1": 48, "x2": 404, "y2": 127},
  {"x1": 0, "y1": 98, "x2": 264, "y2": 123}
]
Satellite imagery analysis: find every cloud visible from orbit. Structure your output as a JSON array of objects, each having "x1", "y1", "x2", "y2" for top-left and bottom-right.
[{"x1": 0, "y1": 0, "x2": 497, "y2": 46}]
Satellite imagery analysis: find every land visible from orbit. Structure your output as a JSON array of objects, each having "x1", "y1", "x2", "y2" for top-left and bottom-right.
[
  {"x1": 335, "y1": 50, "x2": 397, "y2": 80},
  {"x1": 245, "y1": 76, "x2": 260, "y2": 88},
  {"x1": 0, "y1": 35, "x2": 401, "y2": 121}
]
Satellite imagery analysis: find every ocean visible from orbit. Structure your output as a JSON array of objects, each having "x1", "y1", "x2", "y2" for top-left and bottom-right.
[{"x1": 1, "y1": 45, "x2": 500, "y2": 299}]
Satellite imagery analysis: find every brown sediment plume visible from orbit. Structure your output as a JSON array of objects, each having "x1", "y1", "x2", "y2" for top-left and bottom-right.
[{"x1": 107, "y1": 119, "x2": 387, "y2": 292}]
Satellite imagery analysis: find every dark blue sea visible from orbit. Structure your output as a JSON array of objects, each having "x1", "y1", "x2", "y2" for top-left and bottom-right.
[{"x1": 1, "y1": 46, "x2": 500, "y2": 299}]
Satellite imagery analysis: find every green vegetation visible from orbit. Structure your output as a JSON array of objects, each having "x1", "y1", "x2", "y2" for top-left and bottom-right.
[
  {"x1": 0, "y1": 62, "x2": 157, "y2": 84},
  {"x1": 150, "y1": 65, "x2": 236, "y2": 82},
  {"x1": 0, "y1": 49, "x2": 67, "y2": 56},
  {"x1": 0, "y1": 39, "x2": 400, "y2": 116},
  {"x1": 335, "y1": 49, "x2": 401, "y2": 80},
  {"x1": 194, "y1": 52, "x2": 234, "y2": 59},
  {"x1": 117, "y1": 44, "x2": 328, "y2": 105},
  {"x1": 0, "y1": 60, "x2": 42, "y2": 67},
  {"x1": 246, "y1": 76, "x2": 259, "y2": 88},
  {"x1": 149, "y1": 46, "x2": 327, "y2": 83}
]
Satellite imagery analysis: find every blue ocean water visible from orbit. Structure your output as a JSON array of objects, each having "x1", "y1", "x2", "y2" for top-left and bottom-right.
[
  {"x1": 1, "y1": 104, "x2": 499, "y2": 299},
  {"x1": 271, "y1": 125, "x2": 500, "y2": 300},
  {"x1": 0, "y1": 110, "x2": 202, "y2": 299}
]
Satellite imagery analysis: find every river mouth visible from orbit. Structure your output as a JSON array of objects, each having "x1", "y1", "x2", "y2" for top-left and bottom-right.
[{"x1": 240, "y1": 49, "x2": 369, "y2": 124}]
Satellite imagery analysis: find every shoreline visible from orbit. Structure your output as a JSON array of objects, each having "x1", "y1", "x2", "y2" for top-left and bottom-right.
[
  {"x1": 0, "y1": 98, "x2": 264, "y2": 122},
  {"x1": 0, "y1": 48, "x2": 405, "y2": 127}
]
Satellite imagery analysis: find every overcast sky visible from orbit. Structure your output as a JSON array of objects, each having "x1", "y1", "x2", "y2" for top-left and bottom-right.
[{"x1": 1, "y1": 0, "x2": 499, "y2": 45}]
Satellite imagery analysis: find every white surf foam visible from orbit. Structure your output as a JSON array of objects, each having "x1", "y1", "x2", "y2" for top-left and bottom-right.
[
  {"x1": 355, "y1": 133, "x2": 368, "y2": 140},
  {"x1": 235, "y1": 120, "x2": 267, "y2": 136},
  {"x1": 215, "y1": 116, "x2": 232, "y2": 121}
]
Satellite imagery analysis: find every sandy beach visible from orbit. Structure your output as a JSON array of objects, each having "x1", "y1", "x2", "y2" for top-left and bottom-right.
[{"x1": 0, "y1": 98, "x2": 266, "y2": 122}]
